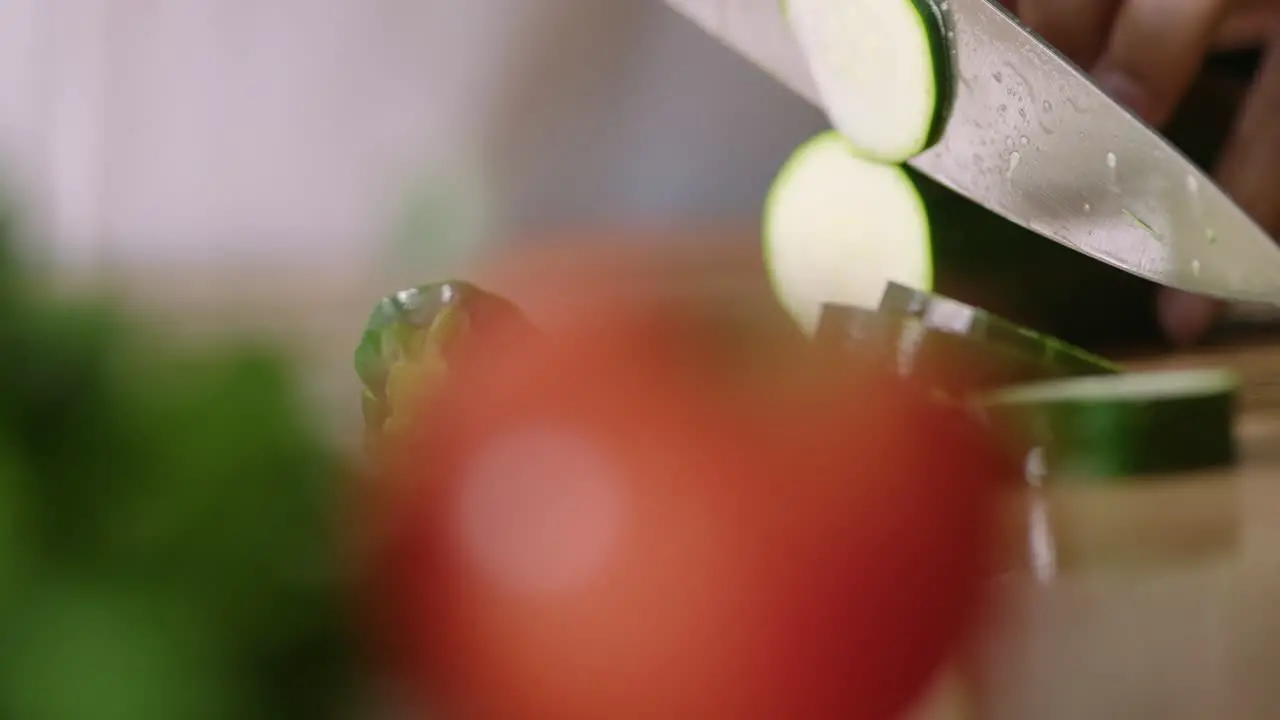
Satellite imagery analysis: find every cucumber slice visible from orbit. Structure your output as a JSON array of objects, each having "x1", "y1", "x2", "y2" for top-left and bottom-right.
[
  {"x1": 986, "y1": 368, "x2": 1239, "y2": 479},
  {"x1": 878, "y1": 283, "x2": 1121, "y2": 378},
  {"x1": 762, "y1": 131, "x2": 1158, "y2": 350},
  {"x1": 816, "y1": 303, "x2": 1037, "y2": 394},
  {"x1": 786, "y1": 0, "x2": 954, "y2": 162},
  {"x1": 815, "y1": 302, "x2": 1106, "y2": 393},
  {"x1": 763, "y1": 132, "x2": 932, "y2": 334}
]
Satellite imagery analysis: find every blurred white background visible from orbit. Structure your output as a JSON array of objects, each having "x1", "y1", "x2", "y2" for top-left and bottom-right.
[
  {"x1": 0, "y1": 0, "x2": 824, "y2": 445},
  {"x1": 0, "y1": 0, "x2": 824, "y2": 283}
]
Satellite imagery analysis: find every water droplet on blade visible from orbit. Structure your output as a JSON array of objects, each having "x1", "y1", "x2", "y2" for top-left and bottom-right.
[{"x1": 1006, "y1": 151, "x2": 1021, "y2": 178}]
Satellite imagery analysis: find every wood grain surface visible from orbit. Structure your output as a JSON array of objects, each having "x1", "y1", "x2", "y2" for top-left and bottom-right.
[{"x1": 964, "y1": 324, "x2": 1280, "y2": 720}]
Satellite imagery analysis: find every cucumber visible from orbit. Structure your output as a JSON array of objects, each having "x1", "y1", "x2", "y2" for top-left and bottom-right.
[
  {"x1": 816, "y1": 303, "x2": 1077, "y2": 393},
  {"x1": 786, "y1": 0, "x2": 953, "y2": 163},
  {"x1": 762, "y1": 131, "x2": 1158, "y2": 350},
  {"x1": 763, "y1": 132, "x2": 933, "y2": 333},
  {"x1": 985, "y1": 368, "x2": 1239, "y2": 479},
  {"x1": 878, "y1": 283, "x2": 1120, "y2": 377}
]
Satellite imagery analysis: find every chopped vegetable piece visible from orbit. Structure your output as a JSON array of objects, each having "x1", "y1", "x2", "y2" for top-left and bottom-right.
[
  {"x1": 764, "y1": 132, "x2": 932, "y2": 333},
  {"x1": 815, "y1": 302, "x2": 1088, "y2": 394},
  {"x1": 354, "y1": 280, "x2": 531, "y2": 446},
  {"x1": 985, "y1": 368, "x2": 1238, "y2": 479},
  {"x1": 878, "y1": 283, "x2": 1121, "y2": 378},
  {"x1": 786, "y1": 0, "x2": 954, "y2": 162}
]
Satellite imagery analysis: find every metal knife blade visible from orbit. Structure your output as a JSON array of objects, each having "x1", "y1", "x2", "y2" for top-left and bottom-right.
[{"x1": 665, "y1": 0, "x2": 1280, "y2": 304}]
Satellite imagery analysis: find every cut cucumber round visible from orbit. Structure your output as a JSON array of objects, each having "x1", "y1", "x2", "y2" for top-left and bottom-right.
[
  {"x1": 879, "y1": 283, "x2": 1120, "y2": 378},
  {"x1": 786, "y1": 0, "x2": 954, "y2": 163},
  {"x1": 985, "y1": 368, "x2": 1239, "y2": 479},
  {"x1": 815, "y1": 303, "x2": 1055, "y2": 393},
  {"x1": 762, "y1": 131, "x2": 1159, "y2": 349},
  {"x1": 816, "y1": 302, "x2": 1114, "y2": 397},
  {"x1": 763, "y1": 131, "x2": 932, "y2": 333}
]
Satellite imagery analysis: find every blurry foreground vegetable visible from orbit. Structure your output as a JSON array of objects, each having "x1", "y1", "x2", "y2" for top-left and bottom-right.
[
  {"x1": 0, "y1": 224, "x2": 358, "y2": 719},
  {"x1": 366, "y1": 247, "x2": 1014, "y2": 720}
]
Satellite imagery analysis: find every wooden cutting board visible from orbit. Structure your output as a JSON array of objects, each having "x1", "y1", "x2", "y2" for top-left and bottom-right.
[
  {"x1": 954, "y1": 318, "x2": 1280, "y2": 720},
  {"x1": 1024, "y1": 316, "x2": 1280, "y2": 575}
]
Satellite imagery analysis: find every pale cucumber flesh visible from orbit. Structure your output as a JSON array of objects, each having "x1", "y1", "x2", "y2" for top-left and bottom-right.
[
  {"x1": 786, "y1": 0, "x2": 952, "y2": 163},
  {"x1": 763, "y1": 131, "x2": 932, "y2": 334},
  {"x1": 990, "y1": 368, "x2": 1239, "y2": 405}
]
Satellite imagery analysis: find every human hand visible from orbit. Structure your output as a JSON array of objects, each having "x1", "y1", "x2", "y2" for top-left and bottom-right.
[{"x1": 1003, "y1": 0, "x2": 1280, "y2": 346}]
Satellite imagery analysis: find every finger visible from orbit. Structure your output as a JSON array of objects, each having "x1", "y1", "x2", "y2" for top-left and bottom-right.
[
  {"x1": 1216, "y1": 8, "x2": 1280, "y2": 49},
  {"x1": 1215, "y1": 37, "x2": 1280, "y2": 233},
  {"x1": 1157, "y1": 288, "x2": 1224, "y2": 346},
  {"x1": 1014, "y1": 0, "x2": 1121, "y2": 67},
  {"x1": 1092, "y1": 0, "x2": 1231, "y2": 127},
  {"x1": 1160, "y1": 36, "x2": 1280, "y2": 346}
]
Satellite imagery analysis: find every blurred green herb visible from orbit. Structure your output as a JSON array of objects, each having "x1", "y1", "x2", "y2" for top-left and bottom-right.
[{"x1": 0, "y1": 213, "x2": 361, "y2": 719}]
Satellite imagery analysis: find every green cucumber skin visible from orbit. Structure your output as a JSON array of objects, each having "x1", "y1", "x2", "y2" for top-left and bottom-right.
[
  {"x1": 901, "y1": 168, "x2": 1160, "y2": 351},
  {"x1": 916, "y1": 0, "x2": 956, "y2": 155},
  {"x1": 987, "y1": 391, "x2": 1236, "y2": 479}
]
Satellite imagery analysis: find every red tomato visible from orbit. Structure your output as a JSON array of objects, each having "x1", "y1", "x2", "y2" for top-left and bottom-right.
[{"x1": 368, "y1": 249, "x2": 1012, "y2": 720}]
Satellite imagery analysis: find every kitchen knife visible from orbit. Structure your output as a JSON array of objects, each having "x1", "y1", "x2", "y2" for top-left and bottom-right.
[{"x1": 664, "y1": 0, "x2": 1280, "y2": 305}]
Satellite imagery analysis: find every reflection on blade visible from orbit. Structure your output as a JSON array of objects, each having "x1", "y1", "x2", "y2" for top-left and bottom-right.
[{"x1": 664, "y1": 0, "x2": 1280, "y2": 304}]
